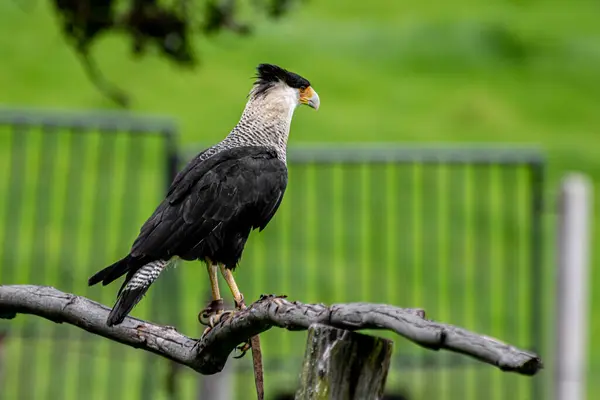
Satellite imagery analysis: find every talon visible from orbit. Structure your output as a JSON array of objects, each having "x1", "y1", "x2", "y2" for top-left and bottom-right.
[
  {"x1": 234, "y1": 293, "x2": 246, "y2": 310},
  {"x1": 233, "y1": 340, "x2": 251, "y2": 358},
  {"x1": 200, "y1": 326, "x2": 213, "y2": 341},
  {"x1": 272, "y1": 298, "x2": 286, "y2": 307},
  {"x1": 198, "y1": 312, "x2": 211, "y2": 326},
  {"x1": 200, "y1": 312, "x2": 229, "y2": 340},
  {"x1": 260, "y1": 293, "x2": 287, "y2": 303},
  {"x1": 221, "y1": 310, "x2": 236, "y2": 321},
  {"x1": 198, "y1": 299, "x2": 225, "y2": 326}
]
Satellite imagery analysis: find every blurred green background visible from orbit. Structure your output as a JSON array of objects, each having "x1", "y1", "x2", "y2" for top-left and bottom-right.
[{"x1": 0, "y1": 0, "x2": 598, "y2": 398}]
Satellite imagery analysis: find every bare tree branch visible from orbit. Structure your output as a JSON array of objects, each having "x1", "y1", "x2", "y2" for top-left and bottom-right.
[
  {"x1": 77, "y1": 51, "x2": 130, "y2": 108},
  {"x1": 0, "y1": 285, "x2": 542, "y2": 376}
]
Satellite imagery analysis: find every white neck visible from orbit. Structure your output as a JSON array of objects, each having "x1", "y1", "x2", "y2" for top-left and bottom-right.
[{"x1": 224, "y1": 83, "x2": 300, "y2": 162}]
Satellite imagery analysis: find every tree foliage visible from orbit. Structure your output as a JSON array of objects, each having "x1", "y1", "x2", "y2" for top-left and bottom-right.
[{"x1": 51, "y1": 0, "x2": 305, "y2": 106}]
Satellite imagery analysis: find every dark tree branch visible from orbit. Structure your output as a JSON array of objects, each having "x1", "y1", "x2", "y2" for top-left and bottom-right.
[
  {"x1": 50, "y1": 0, "x2": 304, "y2": 107},
  {"x1": 77, "y1": 50, "x2": 131, "y2": 108},
  {"x1": 0, "y1": 285, "x2": 542, "y2": 376}
]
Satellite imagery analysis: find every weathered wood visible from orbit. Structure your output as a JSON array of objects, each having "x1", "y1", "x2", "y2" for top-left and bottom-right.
[
  {"x1": 0, "y1": 286, "x2": 543, "y2": 376},
  {"x1": 295, "y1": 324, "x2": 393, "y2": 400}
]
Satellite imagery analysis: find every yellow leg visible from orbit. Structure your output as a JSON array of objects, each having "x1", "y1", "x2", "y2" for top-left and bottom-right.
[
  {"x1": 199, "y1": 262, "x2": 225, "y2": 336},
  {"x1": 219, "y1": 264, "x2": 245, "y2": 309},
  {"x1": 219, "y1": 264, "x2": 262, "y2": 397},
  {"x1": 207, "y1": 263, "x2": 221, "y2": 301}
]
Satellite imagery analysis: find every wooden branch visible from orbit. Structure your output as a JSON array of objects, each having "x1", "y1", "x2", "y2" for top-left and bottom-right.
[
  {"x1": 0, "y1": 285, "x2": 543, "y2": 376},
  {"x1": 296, "y1": 324, "x2": 393, "y2": 399}
]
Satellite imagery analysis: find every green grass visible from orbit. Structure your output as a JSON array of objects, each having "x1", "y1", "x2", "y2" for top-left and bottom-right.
[{"x1": 0, "y1": 0, "x2": 599, "y2": 398}]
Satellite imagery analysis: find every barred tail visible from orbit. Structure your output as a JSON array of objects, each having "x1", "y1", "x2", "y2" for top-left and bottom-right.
[{"x1": 106, "y1": 259, "x2": 170, "y2": 327}]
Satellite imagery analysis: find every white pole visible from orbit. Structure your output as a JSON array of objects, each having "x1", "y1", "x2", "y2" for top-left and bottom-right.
[{"x1": 555, "y1": 173, "x2": 593, "y2": 400}]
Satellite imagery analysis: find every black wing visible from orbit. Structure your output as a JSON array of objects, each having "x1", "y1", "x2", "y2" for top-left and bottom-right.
[{"x1": 130, "y1": 145, "x2": 288, "y2": 261}]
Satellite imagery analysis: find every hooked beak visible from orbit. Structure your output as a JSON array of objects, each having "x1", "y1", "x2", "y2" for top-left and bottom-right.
[{"x1": 300, "y1": 86, "x2": 320, "y2": 111}]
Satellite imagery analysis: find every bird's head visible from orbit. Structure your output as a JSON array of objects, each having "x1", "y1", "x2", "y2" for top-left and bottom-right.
[{"x1": 251, "y1": 63, "x2": 320, "y2": 111}]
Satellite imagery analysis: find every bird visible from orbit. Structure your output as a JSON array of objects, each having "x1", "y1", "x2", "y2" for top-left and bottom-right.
[{"x1": 88, "y1": 63, "x2": 320, "y2": 333}]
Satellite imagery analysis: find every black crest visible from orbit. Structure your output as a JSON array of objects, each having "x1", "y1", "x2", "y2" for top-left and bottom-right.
[{"x1": 253, "y1": 64, "x2": 310, "y2": 96}]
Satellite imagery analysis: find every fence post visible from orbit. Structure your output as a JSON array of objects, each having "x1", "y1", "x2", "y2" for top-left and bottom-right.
[
  {"x1": 197, "y1": 360, "x2": 234, "y2": 400},
  {"x1": 295, "y1": 324, "x2": 393, "y2": 400},
  {"x1": 0, "y1": 331, "x2": 5, "y2": 393},
  {"x1": 555, "y1": 173, "x2": 593, "y2": 400}
]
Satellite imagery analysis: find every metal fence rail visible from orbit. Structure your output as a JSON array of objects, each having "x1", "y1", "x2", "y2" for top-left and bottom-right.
[{"x1": 0, "y1": 108, "x2": 546, "y2": 400}]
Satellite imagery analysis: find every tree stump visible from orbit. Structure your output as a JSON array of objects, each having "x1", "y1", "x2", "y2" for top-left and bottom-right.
[{"x1": 295, "y1": 324, "x2": 393, "y2": 400}]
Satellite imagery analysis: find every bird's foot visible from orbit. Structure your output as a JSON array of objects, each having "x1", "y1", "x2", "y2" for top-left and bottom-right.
[
  {"x1": 199, "y1": 315, "x2": 221, "y2": 337},
  {"x1": 233, "y1": 339, "x2": 252, "y2": 359},
  {"x1": 199, "y1": 309, "x2": 237, "y2": 340},
  {"x1": 198, "y1": 300, "x2": 241, "y2": 340},
  {"x1": 259, "y1": 293, "x2": 288, "y2": 307},
  {"x1": 234, "y1": 293, "x2": 246, "y2": 310},
  {"x1": 259, "y1": 293, "x2": 287, "y2": 300},
  {"x1": 198, "y1": 299, "x2": 225, "y2": 340},
  {"x1": 198, "y1": 299, "x2": 225, "y2": 326}
]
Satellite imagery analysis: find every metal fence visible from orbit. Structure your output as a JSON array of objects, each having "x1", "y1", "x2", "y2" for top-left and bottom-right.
[
  {"x1": 0, "y1": 108, "x2": 179, "y2": 400},
  {"x1": 0, "y1": 108, "x2": 546, "y2": 400}
]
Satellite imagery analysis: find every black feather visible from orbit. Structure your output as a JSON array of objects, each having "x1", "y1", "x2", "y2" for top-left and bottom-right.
[
  {"x1": 88, "y1": 145, "x2": 288, "y2": 323},
  {"x1": 88, "y1": 255, "x2": 146, "y2": 287},
  {"x1": 106, "y1": 286, "x2": 147, "y2": 326},
  {"x1": 254, "y1": 63, "x2": 310, "y2": 97},
  {"x1": 132, "y1": 145, "x2": 288, "y2": 269},
  {"x1": 87, "y1": 256, "x2": 128, "y2": 286}
]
